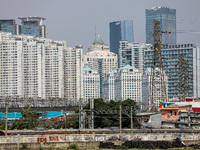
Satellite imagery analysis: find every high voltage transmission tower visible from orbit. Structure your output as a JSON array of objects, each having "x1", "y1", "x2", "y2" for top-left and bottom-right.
[
  {"x1": 148, "y1": 21, "x2": 169, "y2": 110},
  {"x1": 178, "y1": 55, "x2": 189, "y2": 101}
]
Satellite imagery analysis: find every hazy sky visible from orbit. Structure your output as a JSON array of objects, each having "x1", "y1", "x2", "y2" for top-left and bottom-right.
[{"x1": 0, "y1": 0, "x2": 200, "y2": 52}]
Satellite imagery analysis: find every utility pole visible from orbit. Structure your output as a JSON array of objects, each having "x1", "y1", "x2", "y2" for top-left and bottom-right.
[
  {"x1": 178, "y1": 55, "x2": 189, "y2": 101},
  {"x1": 148, "y1": 21, "x2": 169, "y2": 110},
  {"x1": 188, "y1": 108, "x2": 191, "y2": 128},
  {"x1": 120, "y1": 104, "x2": 122, "y2": 135},
  {"x1": 131, "y1": 107, "x2": 133, "y2": 134},
  {"x1": 179, "y1": 110, "x2": 182, "y2": 141},
  {"x1": 5, "y1": 103, "x2": 8, "y2": 137},
  {"x1": 79, "y1": 98, "x2": 84, "y2": 129},
  {"x1": 90, "y1": 98, "x2": 94, "y2": 129}
]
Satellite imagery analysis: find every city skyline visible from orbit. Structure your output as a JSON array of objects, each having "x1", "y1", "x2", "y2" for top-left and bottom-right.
[{"x1": 0, "y1": 0, "x2": 199, "y2": 52}]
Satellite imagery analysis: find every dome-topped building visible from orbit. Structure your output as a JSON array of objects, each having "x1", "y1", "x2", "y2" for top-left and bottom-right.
[
  {"x1": 84, "y1": 35, "x2": 118, "y2": 98},
  {"x1": 87, "y1": 35, "x2": 110, "y2": 51}
]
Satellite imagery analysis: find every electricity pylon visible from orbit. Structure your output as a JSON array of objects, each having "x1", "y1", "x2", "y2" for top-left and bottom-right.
[
  {"x1": 178, "y1": 55, "x2": 189, "y2": 101},
  {"x1": 148, "y1": 21, "x2": 168, "y2": 110}
]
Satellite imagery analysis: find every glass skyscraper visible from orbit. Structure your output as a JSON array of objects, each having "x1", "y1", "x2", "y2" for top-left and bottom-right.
[
  {"x1": 18, "y1": 16, "x2": 47, "y2": 38},
  {"x1": 144, "y1": 44, "x2": 200, "y2": 100},
  {"x1": 109, "y1": 20, "x2": 134, "y2": 55},
  {"x1": 0, "y1": 20, "x2": 17, "y2": 35},
  {"x1": 146, "y1": 7, "x2": 176, "y2": 45}
]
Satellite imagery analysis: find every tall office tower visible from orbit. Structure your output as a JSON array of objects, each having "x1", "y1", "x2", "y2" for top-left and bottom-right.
[
  {"x1": 119, "y1": 41, "x2": 152, "y2": 73},
  {"x1": 115, "y1": 65, "x2": 142, "y2": 106},
  {"x1": 83, "y1": 65, "x2": 100, "y2": 103},
  {"x1": 142, "y1": 68, "x2": 168, "y2": 109},
  {"x1": 146, "y1": 7, "x2": 176, "y2": 45},
  {"x1": 144, "y1": 44, "x2": 200, "y2": 100},
  {"x1": 84, "y1": 35, "x2": 118, "y2": 98},
  {"x1": 0, "y1": 20, "x2": 18, "y2": 35},
  {"x1": 109, "y1": 20, "x2": 134, "y2": 56},
  {"x1": 18, "y1": 16, "x2": 47, "y2": 38},
  {"x1": 102, "y1": 69, "x2": 117, "y2": 101},
  {"x1": 64, "y1": 46, "x2": 83, "y2": 102},
  {"x1": 0, "y1": 31, "x2": 65, "y2": 99}
]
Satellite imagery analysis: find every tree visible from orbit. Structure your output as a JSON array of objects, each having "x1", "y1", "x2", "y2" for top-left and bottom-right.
[{"x1": 75, "y1": 98, "x2": 141, "y2": 128}]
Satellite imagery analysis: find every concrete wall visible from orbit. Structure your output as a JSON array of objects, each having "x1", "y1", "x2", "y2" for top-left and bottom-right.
[
  {"x1": 0, "y1": 132, "x2": 200, "y2": 144},
  {"x1": 0, "y1": 133, "x2": 200, "y2": 149}
]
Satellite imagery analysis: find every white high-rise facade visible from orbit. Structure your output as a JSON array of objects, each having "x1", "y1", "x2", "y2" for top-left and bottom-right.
[
  {"x1": 83, "y1": 66, "x2": 100, "y2": 103},
  {"x1": 115, "y1": 65, "x2": 142, "y2": 104},
  {"x1": 119, "y1": 41, "x2": 152, "y2": 73},
  {"x1": 84, "y1": 35, "x2": 118, "y2": 98},
  {"x1": 0, "y1": 32, "x2": 66, "y2": 99},
  {"x1": 142, "y1": 68, "x2": 168, "y2": 109},
  {"x1": 102, "y1": 69, "x2": 117, "y2": 101},
  {"x1": 64, "y1": 46, "x2": 83, "y2": 102}
]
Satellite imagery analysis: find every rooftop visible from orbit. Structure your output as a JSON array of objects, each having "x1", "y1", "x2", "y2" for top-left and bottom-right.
[
  {"x1": 18, "y1": 16, "x2": 46, "y2": 21},
  {"x1": 93, "y1": 35, "x2": 104, "y2": 45}
]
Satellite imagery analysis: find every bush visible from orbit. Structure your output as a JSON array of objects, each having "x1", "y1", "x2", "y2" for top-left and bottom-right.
[{"x1": 68, "y1": 143, "x2": 78, "y2": 150}]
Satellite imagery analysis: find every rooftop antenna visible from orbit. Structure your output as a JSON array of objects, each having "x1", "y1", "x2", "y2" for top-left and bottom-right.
[{"x1": 95, "y1": 25, "x2": 97, "y2": 38}]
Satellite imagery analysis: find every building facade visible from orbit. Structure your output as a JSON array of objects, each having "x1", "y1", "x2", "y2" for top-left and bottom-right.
[
  {"x1": 102, "y1": 69, "x2": 117, "y2": 101},
  {"x1": 83, "y1": 66, "x2": 100, "y2": 103},
  {"x1": 18, "y1": 16, "x2": 47, "y2": 38},
  {"x1": 84, "y1": 35, "x2": 118, "y2": 98},
  {"x1": 109, "y1": 20, "x2": 134, "y2": 56},
  {"x1": 144, "y1": 44, "x2": 200, "y2": 100},
  {"x1": 119, "y1": 41, "x2": 152, "y2": 73},
  {"x1": 0, "y1": 20, "x2": 18, "y2": 35},
  {"x1": 64, "y1": 46, "x2": 83, "y2": 102},
  {"x1": 115, "y1": 65, "x2": 142, "y2": 106},
  {"x1": 0, "y1": 32, "x2": 65, "y2": 99},
  {"x1": 146, "y1": 7, "x2": 176, "y2": 45},
  {"x1": 142, "y1": 68, "x2": 168, "y2": 109}
]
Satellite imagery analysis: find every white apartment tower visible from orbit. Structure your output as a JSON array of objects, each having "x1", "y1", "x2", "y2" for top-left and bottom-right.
[
  {"x1": 119, "y1": 41, "x2": 152, "y2": 73},
  {"x1": 64, "y1": 46, "x2": 83, "y2": 102},
  {"x1": 102, "y1": 69, "x2": 117, "y2": 101},
  {"x1": 0, "y1": 32, "x2": 66, "y2": 99},
  {"x1": 84, "y1": 35, "x2": 118, "y2": 98},
  {"x1": 83, "y1": 65, "x2": 100, "y2": 103},
  {"x1": 115, "y1": 65, "x2": 142, "y2": 104}
]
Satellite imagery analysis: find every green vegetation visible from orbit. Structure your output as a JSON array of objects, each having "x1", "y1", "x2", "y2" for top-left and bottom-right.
[
  {"x1": 0, "y1": 106, "x2": 39, "y2": 130},
  {"x1": 77, "y1": 98, "x2": 141, "y2": 128},
  {"x1": 67, "y1": 143, "x2": 78, "y2": 150}
]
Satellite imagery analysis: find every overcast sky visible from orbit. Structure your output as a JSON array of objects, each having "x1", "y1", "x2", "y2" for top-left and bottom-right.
[{"x1": 0, "y1": 0, "x2": 200, "y2": 52}]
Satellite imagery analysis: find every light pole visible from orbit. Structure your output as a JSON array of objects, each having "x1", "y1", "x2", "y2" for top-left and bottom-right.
[{"x1": 65, "y1": 106, "x2": 67, "y2": 142}]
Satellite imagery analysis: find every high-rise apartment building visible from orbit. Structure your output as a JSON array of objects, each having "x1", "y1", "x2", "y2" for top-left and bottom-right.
[
  {"x1": 119, "y1": 41, "x2": 152, "y2": 73},
  {"x1": 0, "y1": 32, "x2": 65, "y2": 99},
  {"x1": 84, "y1": 35, "x2": 118, "y2": 98},
  {"x1": 83, "y1": 66, "x2": 100, "y2": 103},
  {"x1": 18, "y1": 16, "x2": 47, "y2": 38},
  {"x1": 64, "y1": 46, "x2": 83, "y2": 102},
  {"x1": 146, "y1": 7, "x2": 176, "y2": 45},
  {"x1": 144, "y1": 44, "x2": 200, "y2": 100},
  {"x1": 102, "y1": 69, "x2": 117, "y2": 101},
  {"x1": 109, "y1": 20, "x2": 134, "y2": 55},
  {"x1": 0, "y1": 20, "x2": 18, "y2": 35},
  {"x1": 115, "y1": 65, "x2": 142, "y2": 105}
]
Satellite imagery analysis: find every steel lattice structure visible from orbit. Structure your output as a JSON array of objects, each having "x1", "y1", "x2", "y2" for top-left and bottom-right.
[
  {"x1": 148, "y1": 21, "x2": 168, "y2": 110},
  {"x1": 178, "y1": 55, "x2": 189, "y2": 101}
]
